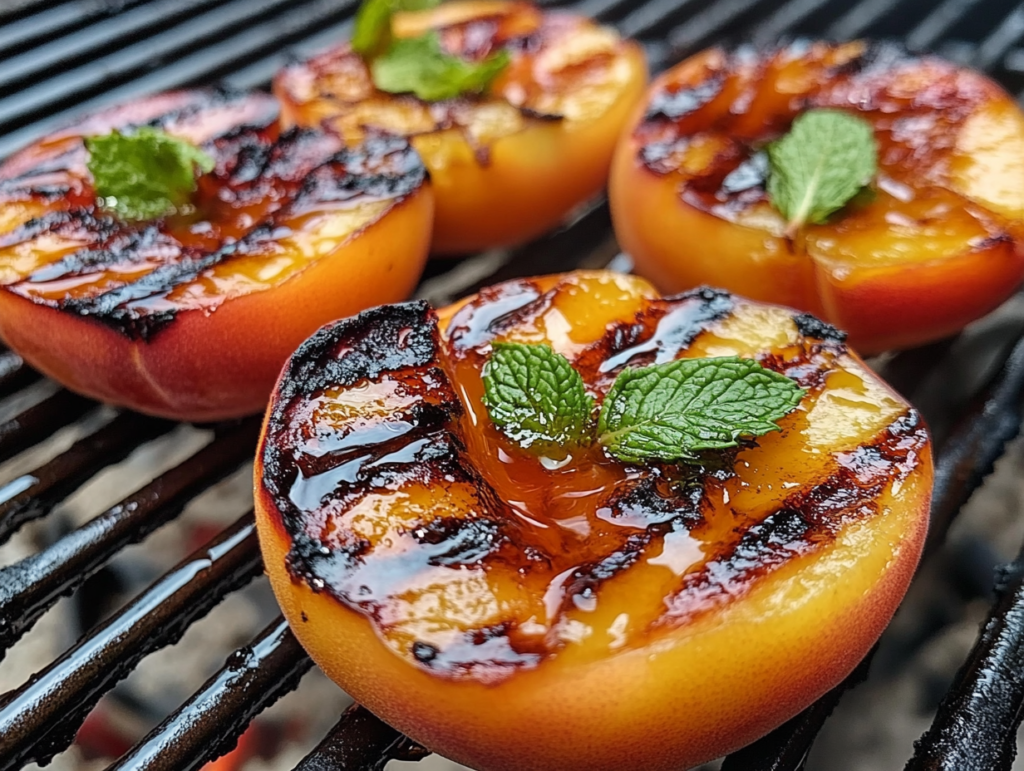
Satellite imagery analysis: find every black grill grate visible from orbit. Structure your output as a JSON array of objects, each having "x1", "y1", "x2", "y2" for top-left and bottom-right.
[{"x1": 3, "y1": 0, "x2": 1024, "y2": 769}]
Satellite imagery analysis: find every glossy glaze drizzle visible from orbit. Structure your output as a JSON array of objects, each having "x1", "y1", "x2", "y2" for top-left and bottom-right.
[
  {"x1": 0, "y1": 91, "x2": 427, "y2": 340},
  {"x1": 632, "y1": 41, "x2": 1017, "y2": 241},
  {"x1": 263, "y1": 275, "x2": 927, "y2": 681}
]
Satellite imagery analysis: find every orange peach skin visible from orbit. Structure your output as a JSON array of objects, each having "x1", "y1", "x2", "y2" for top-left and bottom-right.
[
  {"x1": 0, "y1": 191, "x2": 432, "y2": 423},
  {"x1": 610, "y1": 44, "x2": 1024, "y2": 353},
  {"x1": 275, "y1": 1, "x2": 648, "y2": 255},
  {"x1": 257, "y1": 476, "x2": 927, "y2": 771},
  {"x1": 254, "y1": 289, "x2": 932, "y2": 771}
]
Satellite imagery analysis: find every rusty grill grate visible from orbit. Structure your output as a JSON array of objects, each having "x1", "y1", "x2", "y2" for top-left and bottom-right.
[{"x1": 3, "y1": 0, "x2": 1024, "y2": 769}]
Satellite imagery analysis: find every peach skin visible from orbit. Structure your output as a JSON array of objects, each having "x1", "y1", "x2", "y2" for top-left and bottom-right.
[
  {"x1": 255, "y1": 270, "x2": 932, "y2": 771},
  {"x1": 610, "y1": 42, "x2": 1024, "y2": 353},
  {"x1": 0, "y1": 89, "x2": 433, "y2": 422}
]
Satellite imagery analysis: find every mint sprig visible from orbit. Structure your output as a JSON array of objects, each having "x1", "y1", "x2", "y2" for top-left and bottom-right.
[
  {"x1": 597, "y1": 357, "x2": 805, "y2": 464},
  {"x1": 767, "y1": 108, "x2": 877, "y2": 238},
  {"x1": 351, "y1": 0, "x2": 511, "y2": 101},
  {"x1": 85, "y1": 127, "x2": 214, "y2": 221},
  {"x1": 372, "y1": 32, "x2": 511, "y2": 102},
  {"x1": 481, "y1": 344, "x2": 805, "y2": 464},
  {"x1": 482, "y1": 343, "x2": 593, "y2": 450},
  {"x1": 352, "y1": 0, "x2": 440, "y2": 58}
]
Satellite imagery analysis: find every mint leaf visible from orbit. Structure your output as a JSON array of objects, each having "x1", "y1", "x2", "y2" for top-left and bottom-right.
[
  {"x1": 767, "y1": 108, "x2": 877, "y2": 236},
  {"x1": 352, "y1": 0, "x2": 440, "y2": 58},
  {"x1": 597, "y1": 357, "x2": 804, "y2": 464},
  {"x1": 85, "y1": 127, "x2": 214, "y2": 221},
  {"x1": 482, "y1": 343, "x2": 593, "y2": 451},
  {"x1": 372, "y1": 33, "x2": 510, "y2": 101}
]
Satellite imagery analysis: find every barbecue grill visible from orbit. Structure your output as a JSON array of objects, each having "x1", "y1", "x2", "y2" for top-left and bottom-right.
[{"x1": 2, "y1": 0, "x2": 1024, "y2": 769}]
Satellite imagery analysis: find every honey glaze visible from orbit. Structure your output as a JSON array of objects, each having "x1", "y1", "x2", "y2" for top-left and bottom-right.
[
  {"x1": 276, "y1": 2, "x2": 635, "y2": 150},
  {"x1": 634, "y1": 41, "x2": 1021, "y2": 257},
  {"x1": 266, "y1": 272, "x2": 928, "y2": 680},
  {"x1": 0, "y1": 91, "x2": 427, "y2": 340}
]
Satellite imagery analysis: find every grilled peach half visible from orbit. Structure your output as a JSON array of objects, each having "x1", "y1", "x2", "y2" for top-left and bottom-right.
[
  {"x1": 611, "y1": 41, "x2": 1024, "y2": 353},
  {"x1": 0, "y1": 89, "x2": 432, "y2": 422},
  {"x1": 255, "y1": 270, "x2": 932, "y2": 771},
  {"x1": 274, "y1": 1, "x2": 647, "y2": 254}
]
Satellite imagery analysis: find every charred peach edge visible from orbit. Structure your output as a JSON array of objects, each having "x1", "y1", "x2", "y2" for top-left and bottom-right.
[
  {"x1": 0, "y1": 189, "x2": 433, "y2": 422},
  {"x1": 254, "y1": 279, "x2": 932, "y2": 771}
]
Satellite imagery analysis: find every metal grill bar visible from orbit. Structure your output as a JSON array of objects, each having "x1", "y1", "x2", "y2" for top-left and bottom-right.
[
  {"x1": 0, "y1": 413, "x2": 174, "y2": 546},
  {"x1": 0, "y1": 0, "x2": 359, "y2": 158},
  {"x1": 0, "y1": 389, "x2": 92, "y2": 466},
  {"x1": 0, "y1": 513, "x2": 262, "y2": 771},
  {"x1": 667, "y1": 0, "x2": 773, "y2": 58},
  {"x1": 106, "y1": 619, "x2": 312, "y2": 771},
  {"x1": 0, "y1": 0, "x2": 226, "y2": 92},
  {"x1": 906, "y1": 541, "x2": 1024, "y2": 770},
  {"x1": 0, "y1": 418, "x2": 258, "y2": 655},
  {"x1": 0, "y1": 0, "x2": 114, "y2": 45},
  {"x1": 906, "y1": 0, "x2": 988, "y2": 50},
  {"x1": 0, "y1": 352, "x2": 39, "y2": 399},
  {"x1": 973, "y1": 1, "x2": 1024, "y2": 68},
  {"x1": 294, "y1": 703, "x2": 427, "y2": 771}
]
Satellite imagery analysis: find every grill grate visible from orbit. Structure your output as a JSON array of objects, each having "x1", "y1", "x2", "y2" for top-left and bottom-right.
[{"x1": 4, "y1": 0, "x2": 1024, "y2": 769}]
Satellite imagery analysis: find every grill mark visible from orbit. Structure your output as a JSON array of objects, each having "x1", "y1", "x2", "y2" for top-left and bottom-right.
[
  {"x1": 0, "y1": 89, "x2": 280, "y2": 202},
  {"x1": 633, "y1": 41, "x2": 1002, "y2": 226},
  {"x1": 24, "y1": 223, "x2": 182, "y2": 284},
  {"x1": 575, "y1": 287, "x2": 734, "y2": 380},
  {"x1": 276, "y1": 8, "x2": 607, "y2": 149},
  {"x1": 793, "y1": 313, "x2": 848, "y2": 343},
  {"x1": 264, "y1": 300, "x2": 543, "y2": 677},
  {"x1": 554, "y1": 532, "x2": 653, "y2": 617},
  {"x1": 645, "y1": 74, "x2": 725, "y2": 122},
  {"x1": 445, "y1": 279, "x2": 546, "y2": 352},
  {"x1": 411, "y1": 517, "x2": 506, "y2": 567},
  {"x1": 0, "y1": 210, "x2": 118, "y2": 250},
  {"x1": 4, "y1": 134, "x2": 426, "y2": 340},
  {"x1": 262, "y1": 286, "x2": 924, "y2": 680},
  {"x1": 604, "y1": 474, "x2": 705, "y2": 528},
  {"x1": 414, "y1": 622, "x2": 544, "y2": 679},
  {"x1": 660, "y1": 409, "x2": 928, "y2": 627}
]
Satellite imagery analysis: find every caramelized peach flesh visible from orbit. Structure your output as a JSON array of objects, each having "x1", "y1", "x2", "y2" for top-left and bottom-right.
[
  {"x1": 255, "y1": 271, "x2": 932, "y2": 771},
  {"x1": 610, "y1": 42, "x2": 1024, "y2": 353},
  {"x1": 273, "y1": 0, "x2": 648, "y2": 254},
  {"x1": 0, "y1": 89, "x2": 433, "y2": 421}
]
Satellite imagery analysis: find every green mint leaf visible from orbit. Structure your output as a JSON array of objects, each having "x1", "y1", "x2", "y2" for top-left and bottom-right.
[
  {"x1": 372, "y1": 32, "x2": 511, "y2": 101},
  {"x1": 766, "y1": 108, "x2": 877, "y2": 236},
  {"x1": 85, "y1": 127, "x2": 214, "y2": 221},
  {"x1": 352, "y1": 0, "x2": 441, "y2": 58},
  {"x1": 597, "y1": 357, "x2": 805, "y2": 464},
  {"x1": 482, "y1": 343, "x2": 593, "y2": 451}
]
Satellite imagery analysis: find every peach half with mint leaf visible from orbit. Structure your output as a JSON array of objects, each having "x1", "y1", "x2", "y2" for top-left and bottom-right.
[
  {"x1": 610, "y1": 41, "x2": 1024, "y2": 353},
  {"x1": 255, "y1": 270, "x2": 932, "y2": 771},
  {"x1": 274, "y1": 0, "x2": 647, "y2": 254},
  {"x1": 0, "y1": 89, "x2": 433, "y2": 421}
]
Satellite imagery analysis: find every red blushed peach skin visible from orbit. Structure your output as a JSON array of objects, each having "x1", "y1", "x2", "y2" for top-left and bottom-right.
[
  {"x1": 254, "y1": 271, "x2": 932, "y2": 770},
  {"x1": 274, "y1": 1, "x2": 648, "y2": 255},
  {"x1": 0, "y1": 90, "x2": 433, "y2": 422},
  {"x1": 0, "y1": 193, "x2": 431, "y2": 421},
  {"x1": 610, "y1": 42, "x2": 1024, "y2": 354}
]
